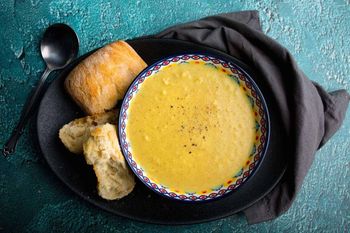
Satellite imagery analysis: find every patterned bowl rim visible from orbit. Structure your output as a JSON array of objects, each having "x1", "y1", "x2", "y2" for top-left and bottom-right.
[{"x1": 118, "y1": 52, "x2": 270, "y2": 202}]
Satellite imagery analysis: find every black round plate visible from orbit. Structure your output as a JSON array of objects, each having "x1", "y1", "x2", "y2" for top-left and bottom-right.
[{"x1": 37, "y1": 38, "x2": 287, "y2": 225}]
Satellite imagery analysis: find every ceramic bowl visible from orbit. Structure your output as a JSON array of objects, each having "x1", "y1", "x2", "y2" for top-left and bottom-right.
[{"x1": 118, "y1": 53, "x2": 270, "y2": 202}]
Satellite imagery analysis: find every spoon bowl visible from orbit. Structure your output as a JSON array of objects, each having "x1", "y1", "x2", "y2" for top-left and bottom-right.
[{"x1": 41, "y1": 23, "x2": 79, "y2": 70}]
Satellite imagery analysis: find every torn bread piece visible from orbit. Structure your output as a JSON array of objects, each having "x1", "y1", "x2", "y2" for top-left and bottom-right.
[
  {"x1": 59, "y1": 109, "x2": 118, "y2": 154},
  {"x1": 83, "y1": 123, "x2": 135, "y2": 200}
]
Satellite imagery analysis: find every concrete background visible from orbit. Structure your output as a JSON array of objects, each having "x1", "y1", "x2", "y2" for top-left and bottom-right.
[{"x1": 0, "y1": 0, "x2": 349, "y2": 232}]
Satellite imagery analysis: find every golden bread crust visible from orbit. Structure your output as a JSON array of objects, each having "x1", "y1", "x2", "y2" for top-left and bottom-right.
[{"x1": 65, "y1": 40, "x2": 147, "y2": 114}]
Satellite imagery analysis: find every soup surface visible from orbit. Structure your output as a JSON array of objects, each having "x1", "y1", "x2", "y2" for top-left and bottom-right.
[{"x1": 126, "y1": 61, "x2": 256, "y2": 193}]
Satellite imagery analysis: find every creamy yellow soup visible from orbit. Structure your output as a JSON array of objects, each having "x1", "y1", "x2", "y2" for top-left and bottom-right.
[{"x1": 126, "y1": 61, "x2": 255, "y2": 193}]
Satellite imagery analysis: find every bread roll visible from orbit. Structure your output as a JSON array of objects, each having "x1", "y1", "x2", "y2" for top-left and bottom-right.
[
  {"x1": 59, "y1": 109, "x2": 118, "y2": 154},
  {"x1": 65, "y1": 40, "x2": 147, "y2": 114},
  {"x1": 83, "y1": 123, "x2": 135, "y2": 200}
]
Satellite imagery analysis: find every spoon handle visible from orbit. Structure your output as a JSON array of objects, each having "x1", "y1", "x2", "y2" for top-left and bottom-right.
[{"x1": 2, "y1": 67, "x2": 52, "y2": 157}]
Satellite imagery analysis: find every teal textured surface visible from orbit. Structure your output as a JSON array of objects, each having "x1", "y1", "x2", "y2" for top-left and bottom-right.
[{"x1": 0, "y1": 0, "x2": 349, "y2": 232}]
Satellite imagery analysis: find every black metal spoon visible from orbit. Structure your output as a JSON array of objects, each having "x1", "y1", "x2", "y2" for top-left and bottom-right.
[{"x1": 2, "y1": 23, "x2": 79, "y2": 157}]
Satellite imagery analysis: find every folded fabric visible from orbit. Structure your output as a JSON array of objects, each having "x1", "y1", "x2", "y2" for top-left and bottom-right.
[{"x1": 150, "y1": 10, "x2": 350, "y2": 224}]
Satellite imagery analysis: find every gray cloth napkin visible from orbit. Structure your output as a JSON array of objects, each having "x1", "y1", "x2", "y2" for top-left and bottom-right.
[{"x1": 150, "y1": 10, "x2": 350, "y2": 224}]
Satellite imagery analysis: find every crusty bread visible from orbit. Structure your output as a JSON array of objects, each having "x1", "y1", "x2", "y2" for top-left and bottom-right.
[
  {"x1": 59, "y1": 109, "x2": 118, "y2": 154},
  {"x1": 83, "y1": 123, "x2": 135, "y2": 200},
  {"x1": 64, "y1": 40, "x2": 147, "y2": 115}
]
